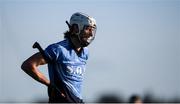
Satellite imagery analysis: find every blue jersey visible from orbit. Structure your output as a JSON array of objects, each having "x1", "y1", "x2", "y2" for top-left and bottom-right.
[{"x1": 44, "y1": 39, "x2": 88, "y2": 99}]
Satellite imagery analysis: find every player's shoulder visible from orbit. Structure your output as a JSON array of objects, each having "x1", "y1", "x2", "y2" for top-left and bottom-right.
[
  {"x1": 57, "y1": 39, "x2": 69, "y2": 47},
  {"x1": 48, "y1": 39, "x2": 69, "y2": 49}
]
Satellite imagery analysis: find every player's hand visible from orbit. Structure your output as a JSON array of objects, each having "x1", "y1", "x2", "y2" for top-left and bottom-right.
[{"x1": 48, "y1": 83, "x2": 66, "y2": 98}]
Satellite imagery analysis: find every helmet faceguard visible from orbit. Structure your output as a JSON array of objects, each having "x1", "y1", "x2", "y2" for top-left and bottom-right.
[
  {"x1": 78, "y1": 25, "x2": 96, "y2": 47},
  {"x1": 67, "y1": 12, "x2": 97, "y2": 47}
]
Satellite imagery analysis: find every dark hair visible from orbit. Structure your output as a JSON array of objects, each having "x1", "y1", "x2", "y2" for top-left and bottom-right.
[
  {"x1": 64, "y1": 24, "x2": 78, "y2": 39},
  {"x1": 63, "y1": 31, "x2": 71, "y2": 39}
]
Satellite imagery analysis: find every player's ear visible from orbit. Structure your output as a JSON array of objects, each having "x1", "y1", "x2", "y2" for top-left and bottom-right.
[{"x1": 70, "y1": 24, "x2": 79, "y2": 34}]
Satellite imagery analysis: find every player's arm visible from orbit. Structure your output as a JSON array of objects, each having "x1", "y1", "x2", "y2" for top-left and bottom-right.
[{"x1": 21, "y1": 52, "x2": 50, "y2": 87}]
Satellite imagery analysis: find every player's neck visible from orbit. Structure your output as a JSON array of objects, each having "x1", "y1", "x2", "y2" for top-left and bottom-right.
[
  {"x1": 76, "y1": 47, "x2": 81, "y2": 51},
  {"x1": 75, "y1": 47, "x2": 82, "y2": 55}
]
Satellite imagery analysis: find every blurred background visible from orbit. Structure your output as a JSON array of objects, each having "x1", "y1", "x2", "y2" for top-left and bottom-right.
[{"x1": 0, "y1": 0, "x2": 180, "y2": 103}]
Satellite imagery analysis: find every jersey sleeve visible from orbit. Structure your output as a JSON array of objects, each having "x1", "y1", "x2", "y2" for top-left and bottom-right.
[{"x1": 44, "y1": 44, "x2": 62, "y2": 62}]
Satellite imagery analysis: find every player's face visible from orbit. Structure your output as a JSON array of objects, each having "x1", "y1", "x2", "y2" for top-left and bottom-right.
[
  {"x1": 82, "y1": 26, "x2": 93, "y2": 39},
  {"x1": 79, "y1": 25, "x2": 96, "y2": 46}
]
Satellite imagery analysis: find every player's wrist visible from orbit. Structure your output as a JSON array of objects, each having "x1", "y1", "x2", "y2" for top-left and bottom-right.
[{"x1": 45, "y1": 81, "x2": 50, "y2": 87}]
